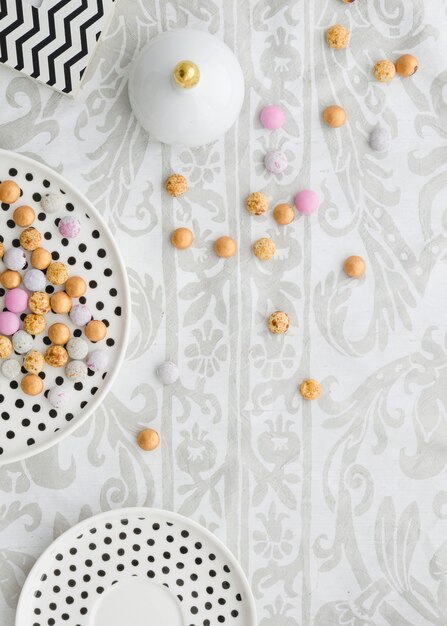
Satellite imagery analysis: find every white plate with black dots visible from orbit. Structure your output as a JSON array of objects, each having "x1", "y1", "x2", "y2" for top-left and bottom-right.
[
  {"x1": 0, "y1": 149, "x2": 130, "y2": 465},
  {"x1": 15, "y1": 507, "x2": 257, "y2": 626}
]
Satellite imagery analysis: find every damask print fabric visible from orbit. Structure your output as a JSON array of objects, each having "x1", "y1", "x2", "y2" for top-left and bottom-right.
[{"x1": 1, "y1": 1, "x2": 447, "y2": 625}]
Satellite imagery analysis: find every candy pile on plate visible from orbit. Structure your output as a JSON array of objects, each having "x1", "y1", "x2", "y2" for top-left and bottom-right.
[{"x1": 0, "y1": 179, "x2": 108, "y2": 405}]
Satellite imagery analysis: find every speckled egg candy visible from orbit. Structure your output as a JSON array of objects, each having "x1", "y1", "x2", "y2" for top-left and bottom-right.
[
  {"x1": 66, "y1": 337, "x2": 89, "y2": 360},
  {"x1": 12, "y1": 330, "x2": 33, "y2": 354},
  {"x1": 294, "y1": 189, "x2": 319, "y2": 215},
  {"x1": 65, "y1": 360, "x2": 88, "y2": 382},
  {"x1": 369, "y1": 126, "x2": 390, "y2": 152},
  {"x1": 59, "y1": 215, "x2": 81, "y2": 239},
  {"x1": 3, "y1": 248, "x2": 26, "y2": 271},
  {"x1": 5, "y1": 288, "x2": 28, "y2": 313},
  {"x1": 69, "y1": 304, "x2": 92, "y2": 327},
  {"x1": 41, "y1": 193, "x2": 65, "y2": 214},
  {"x1": 48, "y1": 386, "x2": 71, "y2": 409},
  {"x1": 23, "y1": 269, "x2": 46, "y2": 292},
  {"x1": 1, "y1": 359, "x2": 21, "y2": 380},
  {"x1": 0, "y1": 311, "x2": 20, "y2": 336},
  {"x1": 87, "y1": 349, "x2": 109, "y2": 372},
  {"x1": 264, "y1": 150, "x2": 288, "y2": 174},
  {"x1": 156, "y1": 361, "x2": 179, "y2": 385}
]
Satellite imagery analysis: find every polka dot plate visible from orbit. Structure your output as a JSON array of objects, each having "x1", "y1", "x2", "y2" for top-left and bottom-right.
[
  {"x1": 0, "y1": 149, "x2": 130, "y2": 465},
  {"x1": 15, "y1": 507, "x2": 257, "y2": 626}
]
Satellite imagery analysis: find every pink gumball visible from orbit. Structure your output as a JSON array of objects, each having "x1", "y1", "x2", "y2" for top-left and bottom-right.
[
  {"x1": 5, "y1": 288, "x2": 28, "y2": 313},
  {"x1": 0, "y1": 311, "x2": 20, "y2": 336},
  {"x1": 259, "y1": 105, "x2": 285, "y2": 130},
  {"x1": 294, "y1": 189, "x2": 319, "y2": 215}
]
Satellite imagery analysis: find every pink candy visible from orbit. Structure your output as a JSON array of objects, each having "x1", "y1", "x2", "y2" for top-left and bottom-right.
[
  {"x1": 59, "y1": 216, "x2": 81, "y2": 239},
  {"x1": 0, "y1": 311, "x2": 20, "y2": 336},
  {"x1": 259, "y1": 105, "x2": 285, "y2": 130},
  {"x1": 5, "y1": 288, "x2": 28, "y2": 313},
  {"x1": 294, "y1": 189, "x2": 319, "y2": 216}
]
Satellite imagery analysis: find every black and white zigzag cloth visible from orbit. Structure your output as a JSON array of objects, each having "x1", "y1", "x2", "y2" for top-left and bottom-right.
[{"x1": 0, "y1": 0, "x2": 115, "y2": 95}]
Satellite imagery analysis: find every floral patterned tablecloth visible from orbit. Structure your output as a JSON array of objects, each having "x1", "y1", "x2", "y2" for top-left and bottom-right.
[{"x1": 1, "y1": 1, "x2": 447, "y2": 625}]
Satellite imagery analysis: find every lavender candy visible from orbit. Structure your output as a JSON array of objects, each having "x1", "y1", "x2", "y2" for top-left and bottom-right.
[{"x1": 70, "y1": 304, "x2": 92, "y2": 327}]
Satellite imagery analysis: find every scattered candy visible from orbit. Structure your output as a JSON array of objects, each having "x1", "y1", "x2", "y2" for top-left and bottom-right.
[
  {"x1": 264, "y1": 150, "x2": 288, "y2": 174},
  {"x1": 253, "y1": 238, "x2": 276, "y2": 260},
  {"x1": 30, "y1": 247, "x2": 52, "y2": 270},
  {"x1": 46, "y1": 262, "x2": 69, "y2": 285},
  {"x1": 0, "y1": 311, "x2": 20, "y2": 336},
  {"x1": 214, "y1": 236, "x2": 237, "y2": 258},
  {"x1": 20, "y1": 227, "x2": 41, "y2": 251},
  {"x1": 395, "y1": 54, "x2": 418, "y2": 77},
  {"x1": 0, "y1": 270, "x2": 21, "y2": 289},
  {"x1": 165, "y1": 174, "x2": 188, "y2": 197},
  {"x1": 323, "y1": 105, "x2": 346, "y2": 128},
  {"x1": 40, "y1": 193, "x2": 64, "y2": 214},
  {"x1": 50, "y1": 291, "x2": 72, "y2": 314},
  {"x1": 65, "y1": 360, "x2": 88, "y2": 382},
  {"x1": 0, "y1": 180, "x2": 20, "y2": 204},
  {"x1": 369, "y1": 126, "x2": 390, "y2": 152},
  {"x1": 4, "y1": 248, "x2": 26, "y2": 271},
  {"x1": 48, "y1": 386, "x2": 71, "y2": 408},
  {"x1": 87, "y1": 349, "x2": 108, "y2": 372},
  {"x1": 259, "y1": 105, "x2": 285, "y2": 130},
  {"x1": 13, "y1": 205, "x2": 35, "y2": 227},
  {"x1": 343, "y1": 255, "x2": 366, "y2": 278},
  {"x1": 300, "y1": 379, "x2": 321, "y2": 400},
  {"x1": 12, "y1": 330, "x2": 33, "y2": 354},
  {"x1": 67, "y1": 337, "x2": 89, "y2": 360},
  {"x1": 171, "y1": 227, "x2": 193, "y2": 250},
  {"x1": 45, "y1": 345, "x2": 69, "y2": 367},
  {"x1": 1, "y1": 358, "x2": 21, "y2": 380},
  {"x1": 85, "y1": 319, "x2": 107, "y2": 342},
  {"x1": 156, "y1": 361, "x2": 179, "y2": 385},
  {"x1": 294, "y1": 189, "x2": 319, "y2": 215},
  {"x1": 0, "y1": 335, "x2": 13, "y2": 358},
  {"x1": 70, "y1": 303, "x2": 92, "y2": 327},
  {"x1": 23, "y1": 269, "x2": 46, "y2": 292},
  {"x1": 137, "y1": 428, "x2": 160, "y2": 451},
  {"x1": 5, "y1": 288, "x2": 28, "y2": 313},
  {"x1": 273, "y1": 203, "x2": 294, "y2": 225},
  {"x1": 23, "y1": 350, "x2": 45, "y2": 374},
  {"x1": 246, "y1": 191, "x2": 269, "y2": 215},
  {"x1": 21, "y1": 373, "x2": 43, "y2": 396},
  {"x1": 23, "y1": 313, "x2": 46, "y2": 335},
  {"x1": 373, "y1": 60, "x2": 395, "y2": 83},
  {"x1": 65, "y1": 276, "x2": 87, "y2": 298},
  {"x1": 48, "y1": 323, "x2": 71, "y2": 346},
  {"x1": 58, "y1": 216, "x2": 81, "y2": 239},
  {"x1": 267, "y1": 311, "x2": 290, "y2": 334},
  {"x1": 29, "y1": 292, "x2": 51, "y2": 315},
  {"x1": 326, "y1": 24, "x2": 350, "y2": 49}
]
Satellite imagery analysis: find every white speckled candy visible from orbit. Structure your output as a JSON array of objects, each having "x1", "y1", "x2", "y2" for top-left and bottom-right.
[
  {"x1": 1, "y1": 358, "x2": 21, "y2": 380},
  {"x1": 59, "y1": 216, "x2": 81, "y2": 239},
  {"x1": 264, "y1": 150, "x2": 288, "y2": 174},
  {"x1": 87, "y1": 349, "x2": 108, "y2": 372},
  {"x1": 66, "y1": 337, "x2": 89, "y2": 360},
  {"x1": 23, "y1": 269, "x2": 46, "y2": 292},
  {"x1": 65, "y1": 360, "x2": 88, "y2": 382},
  {"x1": 48, "y1": 386, "x2": 71, "y2": 409},
  {"x1": 70, "y1": 304, "x2": 92, "y2": 327},
  {"x1": 369, "y1": 126, "x2": 390, "y2": 152},
  {"x1": 3, "y1": 248, "x2": 26, "y2": 271},
  {"x1": 156, "y1": 361, "x2": 179, "y2": 385},
  {"x1": 41, "y1": 193, "x2": 65, "y2": 214},
  {"x1": 12, "y1": 330, "x2": 33, "y2": 354}
]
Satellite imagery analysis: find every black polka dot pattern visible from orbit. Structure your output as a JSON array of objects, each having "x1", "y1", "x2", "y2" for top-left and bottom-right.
[
  {"x1": 18, "y1": 511, "x2": 249, "y2": 626},
  {"x1": 0, "y1": 158, "x2": 128, "y2": 464}
]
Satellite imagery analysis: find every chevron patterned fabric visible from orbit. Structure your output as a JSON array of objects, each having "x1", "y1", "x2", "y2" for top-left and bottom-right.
[{"x1": 0, "y1": 0, "x2": 115, "y2": 95}]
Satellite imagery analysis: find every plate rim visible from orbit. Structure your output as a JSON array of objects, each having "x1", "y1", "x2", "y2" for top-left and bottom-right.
[
  {"x1": 15, "y1": 506, "x2": 258, "y2": 626},
  {"x1": 0, "y1": 148, "x2": 131, "y2": 466}
]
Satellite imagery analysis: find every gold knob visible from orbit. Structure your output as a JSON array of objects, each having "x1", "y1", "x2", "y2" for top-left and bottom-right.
[{"x1": 173, "y1": 60, "x2": 200, "y2": 89}]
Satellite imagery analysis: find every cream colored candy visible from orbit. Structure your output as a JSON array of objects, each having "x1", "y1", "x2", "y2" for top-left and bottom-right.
[
  {"x1": 21, "y1": 373, "x2": 43, "y2": 396},
  {"x1": 29, "y1": 292, "x2": 51, "y2": 315},
  {"x1": 13, "y1": 205, "x2": 35, "y2": 227},
  {"x1": 31, "y1": 247, "x2": 52, "y2": 270},
  {"x1": 65, "y1": 276, "x2": 87, "y2": 298},
  {"x1": 165, "y1": 174, "x2": 188, "y2": 197},
  {"x1": 23, "y1": 350, "x2": 45, "y2": 374},
  {"x1": 20, "y1": 227, "x2": 41, "y2": 251},
  {"x1": 137, "y1": 428, "x2": 160, "y2": 451},
  {"x1": 246, "y1": 191, "x2": 269, "y2": 216},
  {"x1": 326, "y1": 24, "x2": 350, "y2": 49},
  {"x1": 214, "y1": 236, "x2": 237, "y2": 258},
  {"x1": 343, "y1": 255, "x2": 365, "y2": 278},
  {"x1": 267, "y1": 311, "x2": 290, "y2": 334},
  {"x1": 373, "y1": 60, "x2": 396, "y2": 83},
  {"x1": 253, "y1": 238, "x2": 276, "y2": 260},
  {"x1": 171, "y1": 227, "x2": 193, "y2": 250},
  {"x1": 300, "y1": 379, "x2": 321, "y2": 400},
  {"x1": 48, "y1": 323, "x2": 71, "y2": 346},
  {"x1": 0, "y1": 180, "x2": 20, "y2": 204}
]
